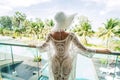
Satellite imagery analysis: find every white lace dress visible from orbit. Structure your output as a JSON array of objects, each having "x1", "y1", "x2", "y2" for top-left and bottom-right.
[{"x1": 38, "y1": 32, "x2": 94, "y2": 80}]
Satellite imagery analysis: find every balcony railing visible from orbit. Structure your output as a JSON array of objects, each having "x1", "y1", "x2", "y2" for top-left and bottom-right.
[{"x1": 0, "y1": 42, "x2": 120, "y2": 80}]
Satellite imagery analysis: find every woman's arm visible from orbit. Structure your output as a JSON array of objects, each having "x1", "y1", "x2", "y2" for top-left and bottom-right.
[
  {"x1": 72, "y1": 33, "x2": 111, "y2": 54},
  {"x1": 29, "y1": 34, "x2": 51, "y2": 49}
]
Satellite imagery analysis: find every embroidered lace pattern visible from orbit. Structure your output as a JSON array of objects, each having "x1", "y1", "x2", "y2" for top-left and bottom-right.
[{"x1": 38, "y1": 32, "x2": 94, "y2": 80}]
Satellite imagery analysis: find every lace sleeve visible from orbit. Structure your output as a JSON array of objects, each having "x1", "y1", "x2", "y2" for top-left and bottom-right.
[
  {"x1": 71, "y1": 33, "x2": 95, "y2": 58},
  {"x1": 72, "y1": 33, "x2": 87, "y2": 51},
  {"x1": 37, "y1": 34, "x2": 51, "y2": 49}
]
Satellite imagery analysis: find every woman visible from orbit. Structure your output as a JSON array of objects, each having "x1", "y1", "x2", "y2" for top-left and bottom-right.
[{"x1": 30, "y1": 12, "x2": 111, "y2": 80}]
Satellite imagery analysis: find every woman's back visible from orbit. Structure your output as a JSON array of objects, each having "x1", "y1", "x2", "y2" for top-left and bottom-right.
[
  {"x1": 51, "y1": 31, "x2": 69, "y2": 40},
  {"x1": 49, "y1": 31, "x2": 77, "y2": 80},
  {"x1": 50, "y1": 31, "x2": 73, "y2": 57}
]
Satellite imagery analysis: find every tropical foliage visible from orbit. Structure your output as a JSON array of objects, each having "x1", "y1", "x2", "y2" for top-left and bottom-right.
[
  {"x1": 73, "y1": 16, "x2": 94, "y2": 45},
  {"x1": 33, "y1": 55, "x2": 42, "y2": 62},
  {"x1": 98, "y1": 18, "x2": 120, "y2": 48},
  {"x1": 0, "y1": 16, "x2": 12, "y2": 30},
  {"x1": 0, "y1": 11, "x2": 54, "y2": 40},
  {"x1": 0, "y1": 11, "x2": 120, "y2": 51}
]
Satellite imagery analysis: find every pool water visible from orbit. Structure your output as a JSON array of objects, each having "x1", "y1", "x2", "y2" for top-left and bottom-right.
[{"x1": 2, "y1": 78, "x2": 12, "y2": 80}]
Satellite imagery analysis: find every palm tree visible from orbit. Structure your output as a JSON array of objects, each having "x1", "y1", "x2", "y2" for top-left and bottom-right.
[
  {"x1": 12, "y1": 12, "x2": 27, "y2": 38},
  {"x1": 73, "y1": 16, "x2": 94, "y2": 45},
  {"x1": 12, "y1": 11, "x2": 26, "y2": 28},
  {"x1": 29, "y1": 22, "x2": 39, "y2": 39},
  {"x1": 35, "y1": 18, "x2": 45, "y2": 39},
  {"x1": 26, "y1": 19, "x2": 45, "y2": 39},
  {"x1": 13, "y1": 28, "x2": 22, "y2": 38},
  {"x1": 98, "y1": 18, "x2": 120, "y2": 48},
  {"x1": 114, "y1": 29, "x2": 120, "y2": 37},
  {"x1": 0, "y1": 27, "x2": 4, "y2": 36},
  {"x1": 45, "y1": 19, "x2": 54, "y2": 27},
  {"x1": 43, "y1": 19, "x2": 54, "y2": 38},
  {"x1": 112, "y1": 22, "x2": 120, "y2": 38},
  {"x1": 22, "y1": 19, "x2": 31, "y2": 37},
  {"x1": 25, "y1": 21, "x2": 35, "y2": 39}
]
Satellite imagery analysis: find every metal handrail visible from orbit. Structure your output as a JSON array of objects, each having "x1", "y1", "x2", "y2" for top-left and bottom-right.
[
  {"x1": 0, "y1": 42, "x2": 31, "y2": 48},
  {"x1": 0, "y1": 42, "x2": 120, "y2": 55}
]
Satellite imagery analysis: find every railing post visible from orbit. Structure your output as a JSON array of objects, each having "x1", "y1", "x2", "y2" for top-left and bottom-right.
[
  {"x1": 0, "y1": 70, "x2": 2, "y2": 80},
  {"x1": 36, "y1": 49, "x2": 39, "y2": 79},
  {"x1": 10, "y1": 46, "x2": 15, "y2": 72},
  {"x1": 113, "y1": 55, "x2": 119, "y2": 80}
]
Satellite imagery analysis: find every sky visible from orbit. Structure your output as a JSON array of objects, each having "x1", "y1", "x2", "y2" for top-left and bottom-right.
[{"x1": 0, "y1": 0, "x2": 120, "y2": 31}]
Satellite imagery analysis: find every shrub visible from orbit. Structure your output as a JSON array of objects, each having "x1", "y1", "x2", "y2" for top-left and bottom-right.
[{"x1": 33, "y1": 55, "x2": 42, "y2": 62}]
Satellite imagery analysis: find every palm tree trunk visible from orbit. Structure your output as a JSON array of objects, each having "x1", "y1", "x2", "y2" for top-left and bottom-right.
[{"x1": 82, "y1": 32, "x2": 87, "y2": 45}]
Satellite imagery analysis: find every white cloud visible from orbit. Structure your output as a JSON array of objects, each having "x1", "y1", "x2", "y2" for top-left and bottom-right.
[
  {"x1": 83, "y1": 0, "x2": 120, "y2": 15},
  {"x1": 0, "y1": 5, "x2": 13, "y2": 16},
  {"x1": 106, "y1": 0, "x2": 120, "y2": 8},
  {"x1": 0, "y1": 0, "x2": 51, "y2": 7},
  {"x1": 100, "y1": 11, "x2": 105, "y2": 15},
  {"x1": 0, "y1": 0, "x2": 51, "y2": 16},
  {"x1": 103, "y1": 0, "x2": 120, "y2": 15},
  {"x1": 87, "y1": 0, "x2": 120, "y2": 8},
  {"x1": 8, "y1": 0, "x2": 51, "y2": 7},
  {"x1": 0, "y1": 5, "x2": 12, "y2": 10},
  {"x1": 88, "y1": 0, "x2": 120, "y2": 15},
  {"x1": 83, "y1": 0, "x2": 105, "y2": 3}
]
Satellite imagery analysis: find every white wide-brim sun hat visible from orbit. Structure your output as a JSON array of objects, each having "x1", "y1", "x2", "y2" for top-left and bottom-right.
[{"x1": 52, "y1": 12, "x2": 77, "y2": 32}]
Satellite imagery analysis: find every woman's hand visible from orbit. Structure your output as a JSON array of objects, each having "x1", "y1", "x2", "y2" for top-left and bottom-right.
[
  {"x1": 96, "y1": 48, "x2": 111, "y2": 54},
  {"x1": 29, "y1": 44, "x2": 36, "y2": 48},
  {"x1": 102, "y1": 49, "x2": 111, "y2": 54}
]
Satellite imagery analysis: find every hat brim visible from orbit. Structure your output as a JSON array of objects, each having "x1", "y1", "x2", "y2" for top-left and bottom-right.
[
  {"x1": 52, "y1": 12, "x2": 77, "y2": 31},
  {"x1": 65, "y1": 13, "x2": 77, "y2": 29}
]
